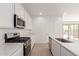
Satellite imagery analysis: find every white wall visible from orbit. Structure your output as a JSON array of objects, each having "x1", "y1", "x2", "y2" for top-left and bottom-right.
[
  {"x1": 53, "y1": 17, "x2": 63, "y2": 38},
  {"x1": 63, "y1": 13, "x2": 79, "y2": 24},
  {"x1": 32, "y1": 16, "x2": 63, "y2": 43},
  {"x1": 63, "y1": 13, "x2": 79, "y2": 21}
]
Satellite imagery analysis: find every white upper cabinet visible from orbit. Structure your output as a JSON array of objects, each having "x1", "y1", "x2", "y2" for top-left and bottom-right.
[
  {"x1": 27, "y1": 15, "x2": 32, "y2": 30},
  {"x1": 24, "y1": 11, "x2": 28, "y2": 29},
  {"x1": 24, "y1": 10, "x2": 32, "y2": 30},
  {"x1": 14, "y1": 3, "x2": 24, "y2": 19},
  {"x1": 0, "y1": 3, "x2": 14, "y2": 28},
  {"x1": 15, "y1": 3, "x2": 32, "y2": 30},
  {"x1": 0, "y1": 3, "x2": 32, "y2": 29}
]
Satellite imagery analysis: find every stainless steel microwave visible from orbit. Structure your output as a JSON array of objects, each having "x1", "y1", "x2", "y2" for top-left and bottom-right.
[{"x1": 14, "y1": 14, "x2": 25, "y2": 29}]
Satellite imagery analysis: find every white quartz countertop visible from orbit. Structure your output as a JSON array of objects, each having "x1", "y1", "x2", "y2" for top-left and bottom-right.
[
  {"x1": 49, "y1": 35, "x2": 79, "y2": 56},
  {"x1": 0, "y1": 43, "x2": 23, "y2": 56}
]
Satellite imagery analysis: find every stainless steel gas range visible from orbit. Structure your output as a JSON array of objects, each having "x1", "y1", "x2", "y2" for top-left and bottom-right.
[{"x1": 4, "y1": 32, "x2": 31, "y2": 56}]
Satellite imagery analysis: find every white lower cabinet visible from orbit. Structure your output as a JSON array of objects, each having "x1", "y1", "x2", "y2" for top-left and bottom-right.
[
  {"x1": 60, "y1": 46, "x2": 74, "y2": 56},
  {"x1": 12, "y1": 47, "x2": 23, "y2": 56},
  {"x1": 51, "y1": 38, "x2": 75, "y2": 56},
  {"x1": 52, "y1": 39, "x2": 60, "y2": 56}
]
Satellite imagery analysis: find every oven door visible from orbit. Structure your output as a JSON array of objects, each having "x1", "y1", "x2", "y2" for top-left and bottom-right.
[{"x1": 24, "y1": 44, "x2": 31, "y2": 56}]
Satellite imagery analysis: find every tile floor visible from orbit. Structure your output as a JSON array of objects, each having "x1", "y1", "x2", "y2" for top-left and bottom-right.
[{"x1": 31, "y1": 43, "x2": 52, "y2": 56}]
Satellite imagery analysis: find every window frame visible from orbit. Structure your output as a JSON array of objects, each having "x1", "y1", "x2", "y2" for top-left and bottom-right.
[{"x1": 63, "y1": 24, "x2": 79, "y2": 40}]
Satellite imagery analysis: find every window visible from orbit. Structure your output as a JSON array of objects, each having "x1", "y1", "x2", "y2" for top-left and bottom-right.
[
  {"x1": 63, "y1": 24, "x2": 79, "y2": 41},
  {"x1": 63, "y1": 25, "x2": 69, "y2": 39}
]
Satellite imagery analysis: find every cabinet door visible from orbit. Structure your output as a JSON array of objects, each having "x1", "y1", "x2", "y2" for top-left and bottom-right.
[
  {"x1": 14, "y1": 3, "x2": 24, "y2": 19},
  {"x1": 53, "y1": 41, "x2": 60, "y2": 56},
  {"x1": 26, "y1": 15, "x2": 32, "y2": 30},
  {"x1": 12, "y1": 47, "x2": 23, "y2": 56},
  {"x1": 0, "y1": 3, "x2": 14, "y2": 28},
  {"x1": 24, "y1": 11, "x2": 28, "y2": 29},
  {"x1": 51, "y1": 39, "x2": 55, "y2": 54},
  {"x1": 61, "y1": 46, "x2": 74, "y2": 56},
  {"x1": 52, "y1": 39, "x2": 60, "y2": 56}
]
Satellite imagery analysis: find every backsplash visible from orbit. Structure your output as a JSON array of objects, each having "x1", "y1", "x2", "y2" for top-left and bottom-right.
[{"x1": 18, "y1": 29, "x2": 32, "y2": 37}]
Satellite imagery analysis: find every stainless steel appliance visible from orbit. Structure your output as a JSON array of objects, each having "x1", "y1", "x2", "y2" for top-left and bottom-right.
[
  {"x1": 49, "y1": 37, "x2": 53, "y2": 55},
  {"x1": 14, "y1": 14, "x2": 25, "y2": 29},
  {"x1": 5, "y1": 32, "x2": 31, "y2": 56}
]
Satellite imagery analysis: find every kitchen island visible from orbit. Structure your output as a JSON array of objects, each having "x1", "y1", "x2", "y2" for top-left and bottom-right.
[{"x1": 49, "y1": 35, "x2": 79, "y2": 56}]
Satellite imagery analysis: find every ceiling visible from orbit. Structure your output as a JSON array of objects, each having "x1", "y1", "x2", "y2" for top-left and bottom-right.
[{"x1": 22, "y1": 3, "x2": 79, "y2": 17}]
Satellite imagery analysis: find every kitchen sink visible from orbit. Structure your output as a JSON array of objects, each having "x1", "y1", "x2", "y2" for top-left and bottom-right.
[{"x1": 55, "y1": 38, "x2": 72, "y2": 43}]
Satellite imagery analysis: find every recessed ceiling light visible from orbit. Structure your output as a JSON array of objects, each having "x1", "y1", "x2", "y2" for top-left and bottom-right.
[{"x1": 40, "y1": 12, "x2": 43, "y2": 15}]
